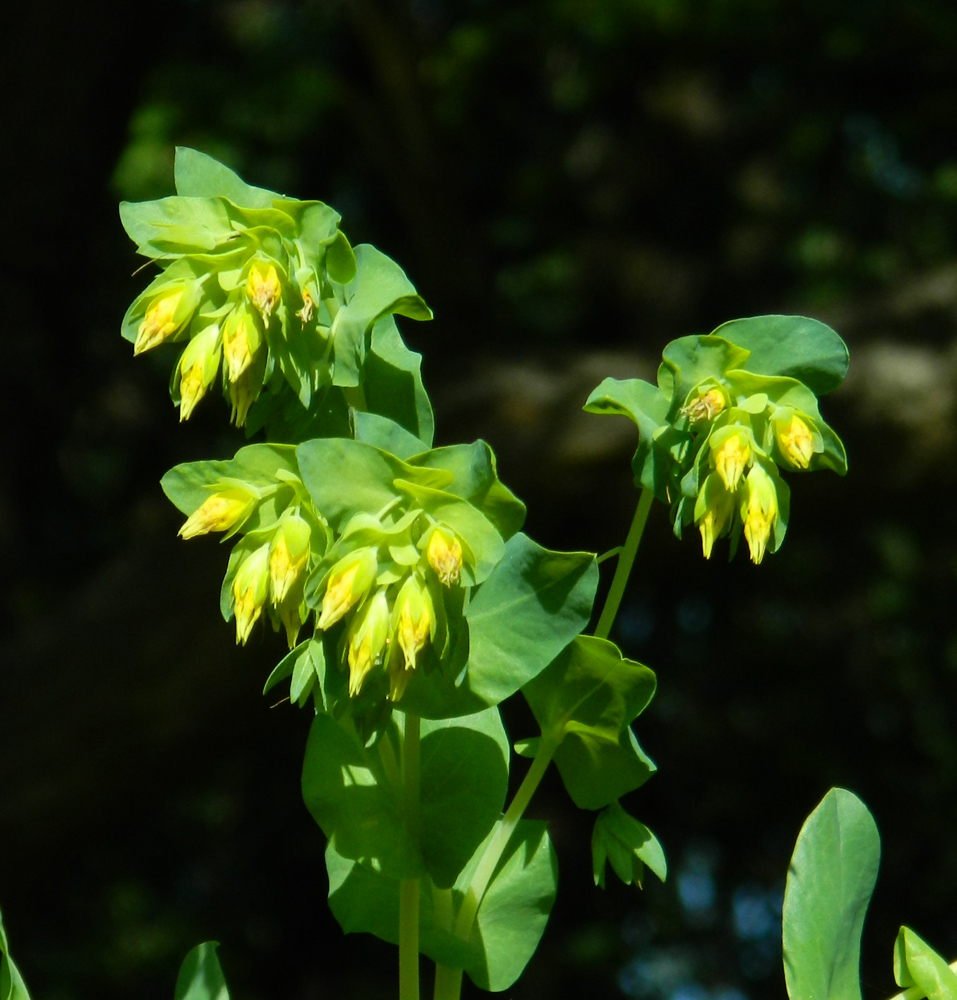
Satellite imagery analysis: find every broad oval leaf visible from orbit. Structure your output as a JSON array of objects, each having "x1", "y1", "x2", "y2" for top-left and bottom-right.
[{"x1": 782, "y1": 788, "x2": 880, "y2": 1000}]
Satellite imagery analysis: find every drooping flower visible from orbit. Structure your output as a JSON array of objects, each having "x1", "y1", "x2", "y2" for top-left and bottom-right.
[
  {"x1": 246, "y1": 262, "x2": 281, "y2": 321},
  {"x1": 694, "y1": 474, "x2": 735, "y2": 560},
  {"x1": 318, "y1": 547, "x2": 378, "y2": 630},
  {"x1": 426, "y1": 528, "x2": 463, "y2": 586},
  {"x1": 269, "y1": 514, "x2": 312, "y2": 605},
  {"x1": 346, "y1": 589, "x2": 391, "y2": 696},
  {"x1": 178, "y1": 487, "x2": 257, "y2": 539},
  {"x1": 222, "y1": 304, "x2": 262, "y2": 383},
  {"x1": 741, "y1": 464, "x2": 779, "y2": 565},
  {"x1": 711, "y1": 426, "x2": 751, "y2": 492},
  {"x1": 681, "y1": 385, "x2": 727, "y2": 423},
  {"x1": 773, "y1": 410, "x2": 817, "y2": 470},
  {"x1": 134, "y1": 281, "x2": 200, "y2": 355},
  {"x1": 387, "y1": 573, "x2": 435, "y2": 700},
  {"x1": 176, "y1": 324, "x2": 222, "y2": 421},
  {"x1": 232, "y1": 543, "x2": 271, "y2": 644}
]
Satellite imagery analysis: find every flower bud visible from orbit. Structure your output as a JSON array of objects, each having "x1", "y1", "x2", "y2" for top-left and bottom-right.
[
  {"x1": 134, "y1": 281, "x2": 200, "y2": 355},
  {"x1": 222, "y1": 304, "x2": 263, "y2": 384},
  {"x1": 773, "y1": 410, "x2": 817, "y2": 470},
  {"x1": 179, "y1": 487, "x2": 257, "y2": 539},
  {"x1": 269, "y1": 514, "x2": 312, "y2": 605},
  {"x1": 694, "y1": 474, "x2": 734, "y2": 560},
  {"x1": 318, "y1": 547, "x2": 378, "y2": 630},
  {"x1": 427, "y1": 528, "x2": 463, "y2": 586},
  {"x1": 741, "y1": 464, "x2": 779, "y2": 565},
  {"x1": 228, "y1": 368, "x2": 260, "y2": 427},
  {"x1": 296, "y1": 288, "x2": 316, "y2": 324},
  {"x1": 177, "y1": 324, "x2": 222, "y2": 421},
  {"x1": 232, "y1": 543, "x2": 270, "y2": 644},
  {"x1": 346, "y1": 589, "x2": 391, "y2": 696},
  {"x1": 711, "y1": 426, "x2": 751, "y2": 492},
  {"x1": 393, "y1": 574, "x2": 435, "y2": 672},
  {"x1": 246, "y1": 262, "x2": 281, "y2": 321}
]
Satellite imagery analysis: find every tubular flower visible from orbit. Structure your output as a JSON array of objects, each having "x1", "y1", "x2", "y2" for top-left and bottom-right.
[
  {"x1": 741, "y1": 465, "x2": 779, "y2": 565},
  {"x1": 427, "y1": 528, "x2": 463, "y2": 586},
  {"x1": 134, "y1": 283, "x2": 199, "y2": 355},
  {"x1": 222, "y1": 305, "x2": 262, "y2": 383},
  {"x1": 228, "y1": 368, "x2": 259, "y2": 427},
  {"x1": 318, "y1": 547, "x2": 378, "y2": 630},
  {"x1": 179, "y1": 487, "x2": 257, "y2": 539},
  {"x1": 177, "y1": 324, "x2": 222, "y2": 421},
  {"x1": 346, "y1": 590, "x2": 391, "y2": 696},
  {"x1": 246, "y1": 262, "x2": 281, "y2": 321},
  {"x1": 394, "y1": 574, "x2": 435, "y2": 664},
  {"x1": 681, "y1": 386, "x2": 726, "y2": 423},
  {"x1": 296, "y1": 288, "x2": 316, "y2": 324},
  {"x1": 711, "y1": 427, "x2": 751, "y2": 492},
  {"x1": 232, "y1": 544, "x2": 271, "y2": 644},
  {"x1": 694, "y1": 474, "x2": 735, "y2": 560},
  {"x1": 774, "y1": 411, "x2": 816, "y2": 470},
  {"x1": 269, "y1": 514, "x2": 312, "y2": 605}
]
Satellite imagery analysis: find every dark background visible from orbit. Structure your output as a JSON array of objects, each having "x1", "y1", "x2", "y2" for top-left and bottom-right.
[{"x1": 3, "y1": 1, "x2": 957, "y2": 998}]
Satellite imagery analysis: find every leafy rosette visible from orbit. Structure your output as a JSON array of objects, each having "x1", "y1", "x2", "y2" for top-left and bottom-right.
[
  {"x1": 120, "y1": 148, "x2": 433, "y2": 443},
  {"x1": 585, "y1": 315, "x2": 849, "y2": 563}
]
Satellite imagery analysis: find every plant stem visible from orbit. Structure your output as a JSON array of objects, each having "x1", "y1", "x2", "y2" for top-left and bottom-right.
[
  {"x1": 452, "y1": 735, "x2": 560, "y2": 942},
  {"x1": 433, "y1": 963, "x2": 463, "y2": 1000},
  {"x1": 399, "y1": 713, "x2": 421, "y2": 1000},
  {"x1": 886, "y1": 959, "x2": 957, "y2": 1000},
  {"x1": 593, "y1": 487, "x2": 654, "y2": 641}
]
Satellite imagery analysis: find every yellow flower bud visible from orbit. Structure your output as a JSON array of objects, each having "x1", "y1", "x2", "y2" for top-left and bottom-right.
[
  {"x1": 296, "y1": 288, "x2": 316, "y2": 324},
  {"x1": 392, "y1": 574, "x2": 434, "y2": 671},
  {"x1": 318, "y1": 547, "x2": 378, "y2": 630},
  {"x1": 693, "y1": 474, "x2": 734, "y2": 560},
  {"x1": 681, "y1": 386, "x2": 726, "y2": 423},
  {"x1": 427, "y1": 528, "x2": 463, "y2": 586},
  {"x1": 232, "y1": 543, "x2": 271, "y2": 644},
  {"x1": 711, "y1": 427, "x2": 751, "y2": 492},
  {"x1": 742, "y1": 465, "x2": 778, "y2": 565},
  {"x1": 776, "y1": 412, "x2": 816, "y2": 470},
  {"x1": 269, "y1": 515, "x2": 312, "y2": 605},
  {"x1": 228, "y1": 368, "x2": 259, "y2": 427},
  {"x1": 222, "y1": 305, "x2": 262, "y2": 384},
  {"x1": 246, "y1": 262, "x2": 281, "y2": 321},
  {"x1": 177, "y1": 324, "x2": 222, "y2": 421},
  {"x1": 179, "y1": 488, "x2": 257, "y2": 539},
  {"x1": 135, "y1": 289, "x2": 193, "y2": 355},
  {"x1": 346, "y1": 590, "x2": 391, "y2": 697}
]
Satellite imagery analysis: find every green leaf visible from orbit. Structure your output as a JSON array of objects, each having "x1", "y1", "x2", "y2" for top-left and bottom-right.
[
  {"x1": 173, "y1": 942, "x2": 230, "y2": 1000},
  {"x1": 894, "y1": 927, "x2": 957, "y2": 1000},
  {"x1": 326, "y1": 229, "x2": 358, "y2": 284},
  {"x1": 365, "y1": 315, "x2": 435, "y2": 448},
  {"x1": 523, "y1": 636, "x2": 657, "y2": 809},
  {"x1": 353, "y1": 412, "x2": 429, "y2": 461},
  {"x1": 782, "y1": 788, "x2": 880, "y2": 1000},
  {"x1": 712, "y1": 315, "x2": 849, "y2": 396},
  {"x1": 592, "y1": 801, "x2": 667, "y2": 889},
  {"x1": 119, "y1": 196, "x2": 235, "y2": 257},
  {"x1": 173, "y1": 147, "x2": 280, "y2": 208},
  {"x1": 407, "y1": 442, "x2": 526, "y2": 540},
  {"x1": 661, "y1": 335, "x2": 752, "y2": 407},
  {"x1": 0, "y1": 909, "x2": 31, "y2": 1000},
  {"x1": 463, "y1": 819, "x2": 558, "y2": 992},
  {"x1": 400, "y1": 534, "x2": 598, "y2": 719}
]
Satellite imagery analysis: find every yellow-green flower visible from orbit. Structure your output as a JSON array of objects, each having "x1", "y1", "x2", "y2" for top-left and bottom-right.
[
  {"x1": 694, "y1": 473, "x2": 734, "y2": 560},
  {"x1": 387, "y1": 573, "x2": 435, "y2": 700},
  {"x1": 232, "y1": 543, "x2": 270, "y2": 644},
  {"x1": 426, "y1": 528, "x2": 463, "y2": 586},
  {"x1": 681, "y1": 385, "x2": 727, "y2": 423},
  {"x1": 177, "y1": 324, "x2": 222, "y2": 421},
  {"x1": 710, "y1": 426, "x2": 751, "y2": 492},
  {"x1": 741, "y1": 464, "x2": 778, "y2": 565},
  {"x1": 134, "y1": 282, "x2": 200, "y2": 355},
  {"x1": 773, "y1": 410, "x2": 817, "y2": 470},
  {"x1": 228, "y1": 367, "x2": 260, "y2": 427},
  {"x1": 246, "y1": 262, "x2": 281, "y2": 321},
  {"x1": 222, "y1": 304, "x2": 262, "y2": 384},
  {"x1": 318, "y1": 547, "x2": 378, "y2": 630},
  {"x1": 178, "y1": 487, "x2": 257, "y2": 539},
  {"x1": 269, "y1": 514, "x2": 312, "y2": 605},
  {"x1": 346, "y1": 589, "x2": 391, "y2": 696}
]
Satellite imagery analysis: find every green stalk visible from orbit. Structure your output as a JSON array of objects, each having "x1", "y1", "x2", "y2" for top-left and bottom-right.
[
  {"x1": 432, "y1": 963, "x2": 463, "y2": 1000},
  {"x1": 593, "y1": 488, "x2": 654, "y2": 641},
  {"x1": 399, "y1": 713, "x2": 421, "y2": 1000},
  {"x1": 886, "y1": 960, "x2": 957, "y2": 1000}
]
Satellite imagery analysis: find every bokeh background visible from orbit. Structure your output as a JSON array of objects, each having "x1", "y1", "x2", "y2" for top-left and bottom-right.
[{"x1": 3, "y1": 1, "x2": 957, "y2": 998}]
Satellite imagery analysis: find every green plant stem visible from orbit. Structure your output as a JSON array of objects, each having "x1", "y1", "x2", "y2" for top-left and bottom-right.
[
  {"x1": 594, "y1": 488, "x2": 654, "y2": 641},
  {"x1": 433, "y1": 963, "x2": 463, "y2": 1000},
  {"x1": 886, "y1": 960, "x2": 957, "y2": 1000},
  {"x1": 399, "y1": 713, "x2": 421, "y2": 1000},
  {"x1": 452, "y1": 734, "x2": 560, "y2": 942}
]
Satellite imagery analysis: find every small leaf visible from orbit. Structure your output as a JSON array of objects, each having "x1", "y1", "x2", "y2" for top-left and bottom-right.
[
  {"x1": 119, "y1": 196, "x2": 235, "y2": 257},
  {"x1": 173, "y1": 147, "x2": 280, "y2": 207},
  {"x1": 661, "y1": 335, "x2": 752, "y2": 407},
  {"x1": 353, "y1": 411, "x2": 429, "y2": 461},
  {"x1": 326, "y1": 229, "x2": 358, "y2": 284},
  {"x1": 173, "y1": 942, "x2": 230, "y2": 1000},
  {"x1": 894, "y1": 927, "x2": 957, "y2": 1000},
  {"x1": 782, "y1": 788, "x2": 880, "y2": 1000}
]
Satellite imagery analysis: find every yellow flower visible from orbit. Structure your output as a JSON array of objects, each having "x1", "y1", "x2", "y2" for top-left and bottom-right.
[
  {"x1": 427, "y1": 528, "x2": 463, "y2": 586},
  {"x1": 693, "y1": 474, "x2": 734, "y2": 560},
  {"x1": 222, "y1": 306, "x2": 261, "y2": 383},
  {"x1": 742, "y1": 465, "x2": 779, "y2": 565},
  {"x1": 346, "y1": 590, "x2": 391, "y2": 697},
  {"x1": 318, "y1": 547, "x2": 378, "y2": 630},
  {"x1": 776, "y1": 412, "x2": 816, "y2": 469},
  {"x1": 296, "y1": 288, "x2": 316, "y2": 324},
  {"x1": 228, "y1": 368, "x2": 259, "y2": 427},
  {"x1": 179, "y1": 488, "x2": 257, "y2": 539},
  {"x1": 681, "y1": 386, "x2": 726, "y2": 423},
  {"x1": 232, "y1": 544, "x2": 270, "y2": 644},
  {"x1": 246, "y1": 262, "x2": 281, "y2": 321},
  {"x1": 176, "y1": 324, "x2": 222, "y2": 421},
  {"x1": 269, "y1": 515, "x2": 312, "y2": 605},
  {"x1": 388, "y1": 573, "x2": 435, "y2": 695},
  {"x1": 711, "y1": 428, "x2": 751, "y2": 492},
  {"x1": 134, "y1": 290, "x2": 185, "y2": 355}
]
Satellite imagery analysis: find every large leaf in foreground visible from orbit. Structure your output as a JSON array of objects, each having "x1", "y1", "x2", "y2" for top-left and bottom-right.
[{"x1": 782, "y1": 788, "x2": 880, "y2": 1000}]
